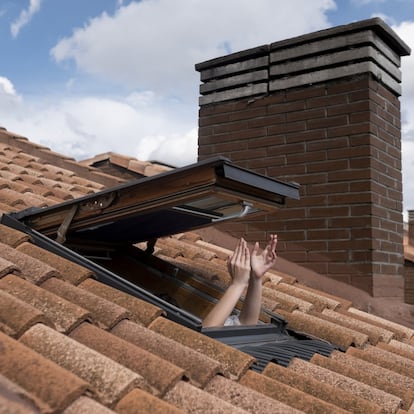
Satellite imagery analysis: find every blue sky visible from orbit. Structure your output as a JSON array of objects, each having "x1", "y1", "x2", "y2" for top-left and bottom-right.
[{"x1": 0, "y1": 0, "x2": 413, "y2": 215}]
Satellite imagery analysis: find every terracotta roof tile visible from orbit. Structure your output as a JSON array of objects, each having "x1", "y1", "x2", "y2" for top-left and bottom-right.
[
  {"x1": 0, "y1": 331, "x2": 88, "y2": 413},
  {"x1": 69, "y1": 322, "x2": 184, "y2": 396},
  {"x1": 274, "y1": 282, "x2": 342, "y2": 311},
  {"x1": 379, "y1": 339, "x2": 414, "y2": 359},
  {"x1": 347, "y1": 344, "x2": 414, "y2": 378},
  {"x1": 111, "y1": 320, "x2": 222, "y2": 387},
  {"x1": 1, "y1": 130, "x2": 414, "y2": 413},
  {"x1": 0, "y1": 274, "x2": 90, "y2": 333},
  {"x1": 19, "y1": 323, "x2": 141, "y2": 407},
  {"x1": 17, "y1": 242, "x2": 93, "y2": 285},
  {"x1": 331, "y1": 350, "x2": 414, "y2": 397},
  {"x1": 115, "y1": 388, "x2": 184, "y2": 414},
  {"x1": 149, "y1": 317, "x2": 254, "y2": 379},
  {"x1": 0, "y1": 372, "x2": 48, "y2": 414},
  {"x1": 0, "y1": 289, "x2": 48, "y2": 338},
  {"x1": 264, "y1": 360, "x2": 384, "y2": 413},
  {"x1": 63, "y1": 396, "x2": 116, "y2": 414},
  {"x1": 0, "y1": 243, "x2": 59, "y2": 284},
  {"x1": 205, "y1": 374, "x2": 303, "y2": 413},
  {"x1": 41, "y1": 277, "x2": 129, "y2": 329},
  {"x1": 277, "y1": 309, "x2": 369, "y2": 348},
  {"x1": 0, "y1": 257, "x2": 19, "y2": 277},
  {"x1": 263, "y1": 283, "x2": 314, "y2": 312},
  {"x1": 311, "y1": 352, "x2": 413, "y2": 410},
  {"x1": 321, "y1": 308, "x2": 395, "y2": 345},
  {"x1": 347, "y1": 307, "x2": 414, "y2": 341},
  {"x1": 164, "y1": 380, "x2": 247, "y2": 414},
  {"x1": 240, "y1": 369, "x2": 349, "y2": 414},
  {"x1": 287, "y1": 357, "x2": 401, "y2": 413},
  {"x1": 79, "y1": 278, "x2": 164, "y2": 326}
]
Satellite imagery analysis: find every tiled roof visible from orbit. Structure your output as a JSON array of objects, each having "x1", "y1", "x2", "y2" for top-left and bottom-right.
[{"x1": 1, "y1": 129, "x2": 414, "y2": 413}]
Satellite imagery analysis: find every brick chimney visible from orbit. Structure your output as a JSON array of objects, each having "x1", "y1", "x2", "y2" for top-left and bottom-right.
[
  {"x1": 195, "y1": 18, "x2": 411, "y2": 298},
  {"x1": 409, "y1": 210, "x2": 414, "y2": 247}
]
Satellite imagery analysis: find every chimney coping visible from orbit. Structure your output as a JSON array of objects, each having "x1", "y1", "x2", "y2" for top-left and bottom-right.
[
  {"x1": 270, "y1": 18, "x2": 411, "y2": 56},
  {"x1": 195, "y1": 18, "x2": 410, "y2": 73}
]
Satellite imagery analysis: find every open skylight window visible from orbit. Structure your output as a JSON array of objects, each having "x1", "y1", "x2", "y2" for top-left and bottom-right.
[{"x1": 11, "y1": 156, "x2": 300, "y2": 246}]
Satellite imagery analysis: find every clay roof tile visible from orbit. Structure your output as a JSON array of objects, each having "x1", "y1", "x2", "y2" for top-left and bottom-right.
[
  {"x1": 0, "y1": 289, "x2": 49, "y2": 338},
  {"x1": 164, "y1": 380, "x2": 247, "y2": 414},
  {"x1": 321, "y1": 308, "x2": 395, "y2": 345},
  {"x1": 70, "y1": 322, "x2": 184, "y2": 396},
  {"x1": 63, "y1": 396, "x2": 116, "y2": 414},
  {"x1": 0, "y1": 257, "x2": 19, "y2": 277},
  {"x1": 277, "y1": 309, "x2": 369, "y2": 348},
  {"x1": 0, "y1": 331, "x2": 88, "y2": 413},
  {"x1": 41, "y1": 277, "x2": 129, "y2": 329},
  {"x1": 331, "y1": 350, "x2": 414, "y2": 396},
  {"x1": 17, "y1": 242, "x2": 93, "y2": 285},
  {"x1": 287, "y1": 357, "x2": 401, "y2": 413},
  {"x1": 115, "y1": 388, "x2": 184, "y2": 414},
  {"x1": 149, "y1": 317, "x2": 254, "y2": 380},
  {"x1": 0, "y1": 243, "x2": 59, "y2": 284},
  {"x1": 205, "y1": 375, "x2": 303, "y2": 413},
  {"x1": 0, "y1": 373, "x2": 47, "y2": 414},
  {"x1": 311, "y1": 352, "x2": 413, "y2": 410},
  {"x1": 111, "y1": 320, "x2": 221, "y2": 388},
  {"x1": 19, "y1": 323, "x2": 141, "y2": 407},
  {"x1": 0, "y1": 224, "x2": 30, "y2": 248},
  {"x1": 79, "y1": 278, "x2": 164, "y2": 326},
  {"x1": 240, "y1": 369, "x2": 349, "y2": 414},
  {"x1": 0, "y1": 274, "x2": 90, "y2": 333}
]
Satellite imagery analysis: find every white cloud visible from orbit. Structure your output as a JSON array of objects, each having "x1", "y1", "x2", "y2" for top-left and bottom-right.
[
  {"x1": 51, "y1": 0, "x2": 335, "y2": 100},
  {"x1": 10, "y1": 0, "x2": 42, "y2": 38}
]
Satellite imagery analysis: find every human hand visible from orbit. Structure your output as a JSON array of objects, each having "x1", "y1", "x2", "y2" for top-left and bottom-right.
[
  {"x1": 227, "y1": 238, "x2": 251, "y2": 287},
  {"x1": 250, "y1": 234, "x2": 278, "y2": 279}
]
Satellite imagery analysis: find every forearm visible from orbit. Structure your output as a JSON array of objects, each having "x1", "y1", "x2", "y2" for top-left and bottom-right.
[
  {"x1": 239, "y1": 274, "x2": 262, "y2": 325},
  {"x1": 202, "y1": 283, "x2": 246, "y2": 328}
]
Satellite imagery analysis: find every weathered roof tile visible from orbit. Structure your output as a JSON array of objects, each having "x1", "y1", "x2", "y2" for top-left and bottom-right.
[
  {"x1": 79, "y1": 278, "x2": 164, "y2": 326},
  {"x1": 111, "y1": 320, "x2": 222, "y2": 387},
  {"x1": 19, "y1": 323, "x2": 141, "y2": 407},
  {"x1": 63, "y1": 396, "x2": 116, "y2": 414},
  {"x1": 205, "y1": 374, "x2": 303, "y2": 413},
  {"x1": 164, "y1": 380, "x2": 247, "y2": 414},
  {"x1": 0, "y1": 289, "x2": 48, "y2": 338},
  {"x1": 287, "y1": 357, "x2": 401, "y2": 413},
  {"x1": 115, "y1": 388, "x2": 184, "y2": 414},
  {"x1": 149, "y1": 317, "x2": 254, "y2": 379},
  {"x1": 0, "y1": 373, "x2": 49, "y2": 414},
  {"x1": 0, "y1": 243, "x2": 59, "y2": 284},
  {"x1": 278, "y1": 309, "x2": 369, "y2": 348},
  {"x1": 240, "y1": 369, "x2": 349, "y2": 414},
  {"x1": 0, "y1": 331, "x2": 88, "y2": 413},
  {"x1": 0, "y1": 274, "x2": 90, "y2": 333},
  {"x1": 263, "y1": 360, "x2": 384, "y2": 414},
  {"x1": 17, "y1": 242, "x2": 93, "y2": 285},
  {"x1": 69, "y1": 322, "x2": 184, "y2": 396},
  {"x1": 42, "y1": 277, "x2": 129, "y2": 329},
  {"x1": 311, "y1": 353, "x2": 413, "y2": 410}
]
